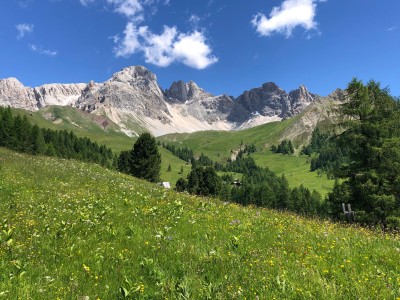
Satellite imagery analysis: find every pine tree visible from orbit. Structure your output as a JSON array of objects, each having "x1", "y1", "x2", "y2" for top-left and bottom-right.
[
  {"x1": 128, "y1": 132, "x2": 161, "y2": 183},
  {"x1": 31, "y1": 125, "x2": 46, "y2": 155},
  {"x1": 327, "y1": 79, "x2": 400, "y2": 226}
]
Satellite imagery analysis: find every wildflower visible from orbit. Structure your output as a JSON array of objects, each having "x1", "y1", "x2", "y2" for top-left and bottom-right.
[{"x1": 83, "y1": 264, "x2": 90, "y2": 272}]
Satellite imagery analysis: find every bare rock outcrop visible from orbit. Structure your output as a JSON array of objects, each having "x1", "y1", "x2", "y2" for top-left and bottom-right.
[{"x1": 0, "y1": 78, "x2": 37, "y2": 110}]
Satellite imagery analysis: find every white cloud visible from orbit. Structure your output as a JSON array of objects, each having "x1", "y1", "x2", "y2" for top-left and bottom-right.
[
  {"x1": 15, "y1": 23, "x2": 34, "y2": 39},
  {"x1": 172, "y1": 31, "x2": 218, "y2": 69},
  {"x1": 387, "y1": 26, "x2": 396, "y2": 32},
  {"x1": 81, "y1": 0, "x2": 217, "y2": 69},
  {"x1": 114, "y1": 22, "x2": 142, "y2": 57},
  {"x1": 29, "y1": 44, "x2": 58, "y2": 56},
  {"x1": 141, "y1": 26, "x2": 177, "y2": 67},
  {"x1": 114, "y1": 23, "x2": 218, "y2": 69},
  {"x1": 189, "y1": 14, "x2": 201, "y2": 27},
  {"x1": 252, "y1": 0, "x2": 318, "y2": 37},
  {"x1": 107, "y1": 0, "x2": 143, "y2": 20}
]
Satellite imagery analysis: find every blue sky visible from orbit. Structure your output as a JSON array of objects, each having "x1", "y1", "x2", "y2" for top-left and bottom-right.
[{"x1": 1, "y1": 0, "x2": 399, "y2": 97}]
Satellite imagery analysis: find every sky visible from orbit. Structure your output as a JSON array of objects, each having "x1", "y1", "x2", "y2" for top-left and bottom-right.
[{"x1": 1, "y1": 0, "x2": 399, "y2": 97}]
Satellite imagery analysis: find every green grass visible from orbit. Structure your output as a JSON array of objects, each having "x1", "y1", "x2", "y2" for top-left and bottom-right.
[
  {"x1": 0, "y1": 148, "x2": 399, "y2": 299},
  {"x1": 157, "y1": 116, "x2": 300, "y2": 162},
  {"x1": 158, "y1": 147, "x2": 191, "y2": 185},
  {"x1": 14, "y1": 106, "x2": 332, "y2": 193},
  {"x1": 156, "y1": 116, "x2": 335, "y2": 194},
  {"x1": 252, "y1": 151, "x2": 334, "y2": 197},
  {"x1": 13, "y1": 107, "x2": 189, "y2": 184}
]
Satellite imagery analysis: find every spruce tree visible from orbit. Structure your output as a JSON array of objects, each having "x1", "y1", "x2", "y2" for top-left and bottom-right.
[
  {"x1": 327, "y1": 79, "x2": 400, "y2": 226},
  {"x1": 129, "y1": 132, "x2": 161, "y2": 183}
]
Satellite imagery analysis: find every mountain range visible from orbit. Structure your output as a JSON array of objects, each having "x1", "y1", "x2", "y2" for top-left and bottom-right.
[{"x1": 0, "y1": 66, "x2": 343, "y2": 137}]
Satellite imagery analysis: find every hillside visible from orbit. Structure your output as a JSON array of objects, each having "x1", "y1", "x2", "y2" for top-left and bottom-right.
[
  {"x1": 8, "y1": 106, "x2": 334, "y2": 193},
  {"x1": 157, "y1": 115, "x2": 334, "y2": 195},
  {"x1": 0, "y1": 148, "x2": 399, "y2": 299}
]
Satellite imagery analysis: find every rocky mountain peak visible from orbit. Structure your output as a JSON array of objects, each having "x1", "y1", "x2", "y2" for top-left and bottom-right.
[
  {"x1": 261, "y1": 82, "x2": 281, "y2": 92},
  {"x1": 289, "y1": 85, "x2": 315, "y2": 103},
  {"x1": 165, "y1": 80, "x2": 213, "y2": 102},
  {"x1": 0, "y1": 78, "x2": 37, "y2": 111},
  {"x1": 109, "y1": 66, "x2": 158, "y2": 87},
  {"x1": 0, "y1": 66, "x2": 341, "y2": 137},
  {"x1": 165, "y1": 80, "x2": 189, "y2": 102},
  {"x1": 0, "y1": 77, "x2": 26, "y2": 89},
  {"x1": 327, "y1": 88, "x2": 347, "y2": 102}
]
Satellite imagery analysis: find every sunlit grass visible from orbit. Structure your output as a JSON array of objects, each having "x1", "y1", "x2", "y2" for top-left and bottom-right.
[
  {"x1": 0, "y1": 148, "x2": 399, "y2": 299},
  {"x1": 252, "y1": 150, "x2": 334, "y2": 196}
]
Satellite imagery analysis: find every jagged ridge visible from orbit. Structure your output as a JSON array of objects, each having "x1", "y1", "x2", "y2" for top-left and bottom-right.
[{"x1": 0, "y1": 66, "x2": 341, "y2": 137}]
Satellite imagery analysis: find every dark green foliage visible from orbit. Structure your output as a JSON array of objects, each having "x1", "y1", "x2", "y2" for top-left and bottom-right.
[
  {"x1": 167, "y1": 164, "x2": 172, "y2": 172},
  {"x1": 301, "y1": 128, "x2": 329, "y2": 155},
  {"x1": 244, "y1": 143, "x2": 257, "y2": 154},
  {"x1": 302, "y1": 128, "x2": 350, "y2": 176},
  {"x1": 162, "y1": 143, "x2": 194, "y2": 162},
  {"x1": 181, "y1": 166, "x2": 221, "y2": 196},
  {"x1": 219, "y1": 156, "x2": 258, "y2": 173},
  {"x1": 128, "y1": 132, "x2": 161, "y2": 183},
  {"x1": 201, "y1": 167, "x2": 222, "y2": 196},
  {"x1": 31, "y1": 125, "x2": 46, "y2": 155},
  {"x1": 287, "y1": 185, "x2": 321, "y2": 215},
  {"x1": 326, "y1": 79, "x2": 400, "y2": 227},
  {"x1": 176, "y1": 153, "x2": 321, "y2": 216},
  {"x1": 117, "y1": 150, "x2": 131, "y2": 174},
  {"x1": 175, "y1": 177, "x2": 187, "y2": 192},
  {"x1": 271, "y1": 139, "x2": 294, "y2": 155},
  {"x1": 197, "y1": 153, "x2": 214, "y2": 166},
  {"x1": 0, "y1": 107, "x2": 114, "y2": 167}
]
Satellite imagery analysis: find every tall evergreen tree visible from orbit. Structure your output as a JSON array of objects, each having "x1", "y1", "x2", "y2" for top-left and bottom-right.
[
  {"x1": 128, "y1": 132, "x2": 161, "y2": 183},
  {"x1": 327, "y1": 79, "x2": 400, "y2": 227}
]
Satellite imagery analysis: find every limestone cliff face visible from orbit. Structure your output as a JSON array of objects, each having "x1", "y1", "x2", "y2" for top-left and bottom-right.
[
  {"x1": 231, "y1": 82, "x2": 316, "y2": 122},
  {"x1": 76, "y1": 66, "x2": 171, "y2": 124},
  {"x1": 165, "y1": 80, "x2": 213, "y2": 102},
  {"x1": 0, "y1": 78, "x2": 84, "y2": 110},
  {"x1": 33, "y1": 83, "x2": 86, "y2": 108},
  {"x1": 0, "y1": 78, "x2": 37, "y2": 111}
]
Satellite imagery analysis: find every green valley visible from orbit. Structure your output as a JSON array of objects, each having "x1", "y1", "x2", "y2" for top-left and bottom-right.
[{"x1": 10, "y1": 106, "x2": 333, "y2": 193}]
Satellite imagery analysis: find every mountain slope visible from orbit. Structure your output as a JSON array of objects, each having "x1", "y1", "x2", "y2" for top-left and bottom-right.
[
  {"x1": 158, "y1": 87, "x2": 345, "y2": 161},
  {"x1": 1, "y1": 147, "x2": 398, "y2": 299}
]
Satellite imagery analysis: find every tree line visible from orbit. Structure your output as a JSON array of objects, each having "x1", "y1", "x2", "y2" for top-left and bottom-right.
[
  {"x1": 176, "y1": 155, "x2": 322, "y2": 216},
  {"x1": 271, "y1": 139, "x2": 294, "y2": 155},
  {"x1": 0, "y1": 107, "x2": 115, "y2": 168}
]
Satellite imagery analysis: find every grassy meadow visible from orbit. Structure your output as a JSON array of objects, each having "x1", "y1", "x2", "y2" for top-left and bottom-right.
[
  {"x1": 0, "y1": 148, "x2": 399, "y2": 299},
  {"x1": 252, "y1": 151, "x2": 334, "y2": 197},
  {"x1": 12, "y1": 107, "x2": 333, "y2": 193},
  {"x1": 157, "y1": 116, "x2": 300, "y2": 162}
]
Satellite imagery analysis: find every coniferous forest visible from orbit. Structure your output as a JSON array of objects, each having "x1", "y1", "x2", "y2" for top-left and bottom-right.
[{"x1": 0, "y1": 107, "x2": 115, "y2": 168}]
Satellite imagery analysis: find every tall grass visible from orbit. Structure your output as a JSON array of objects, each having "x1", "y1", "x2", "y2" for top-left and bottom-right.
[{"x1": 0, "y1": 148, "x2": 399, "y2": 299}]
